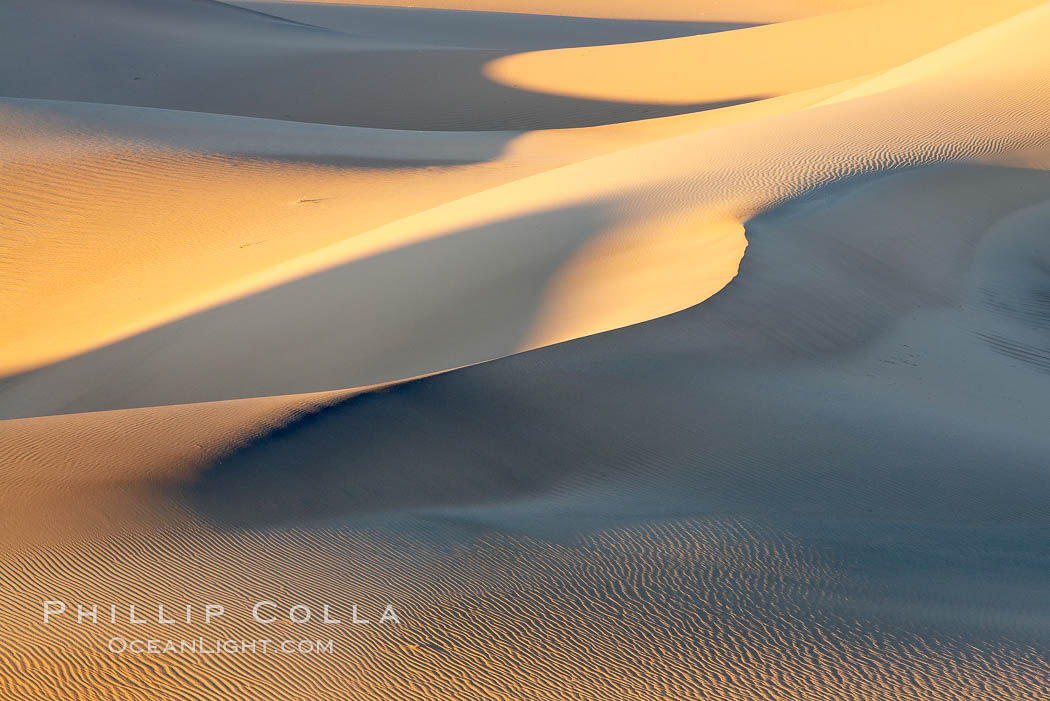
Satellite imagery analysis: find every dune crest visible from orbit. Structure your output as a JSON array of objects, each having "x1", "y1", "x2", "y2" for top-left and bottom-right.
[
  {"x1": 2, "y1": 1, "x2": 1050, "y2": 699},
  {"x1": 485, "y1": 0, "x2": 1043, "y2": 105}
]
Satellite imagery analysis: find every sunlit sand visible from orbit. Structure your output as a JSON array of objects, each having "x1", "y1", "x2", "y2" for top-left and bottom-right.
[{"x1": 2, "y1": 0, "x2": 1049, "y2": 698}]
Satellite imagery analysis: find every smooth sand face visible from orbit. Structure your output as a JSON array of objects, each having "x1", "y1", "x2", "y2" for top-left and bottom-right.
[
  {"x1": 486, "y1": 0, "x2": 1042, "y2": 105},
  {"x1": 2, "y1": 0, "x2": 1050, "y2": 699}
]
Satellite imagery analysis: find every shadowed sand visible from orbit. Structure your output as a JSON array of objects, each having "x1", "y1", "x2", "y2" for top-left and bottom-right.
[
  {"x1": 0, "y1": 0, "x2": 755, "y2": 130},
  {"x1": 2, "y1": 0, "x2": 1050, "y2": 699}
]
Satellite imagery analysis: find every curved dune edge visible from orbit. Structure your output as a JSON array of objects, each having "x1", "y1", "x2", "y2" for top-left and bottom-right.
[
  {"x1": 7, "y1": 0, "x2": 1050, "y2": 417},
  {"x1": 485, "y1": 0, "x2": 1044, "y2": 106},
  {"x1": 13, "y1": 0, "x2": 1048, "y2": 413},
  {"x1": 0, "y1": 75, "x2": 860, "y2": 382},
  {"x1": 3, "y1": 1, "x2": 1050, "y2": 699},
  {"x1": 522, "y1": 215, "x2": 746, "y2": 349},
  {"x1": 0, "y1": 101, "x2": 755, "y2": 380},
  {"x1": 4, "y1": 156, "x2": 1050, "y2": 698}
]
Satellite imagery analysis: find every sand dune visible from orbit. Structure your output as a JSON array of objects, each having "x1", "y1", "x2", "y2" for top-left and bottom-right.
[
  {"x1": 0, "y1": 387, "x2": 352, "y2": 551},
  {"x1": 2, "y1": 0, "x2": 1049, "y2": 699},
  {"x1": 486, "y1": 0, "x2": 1044, "y2": 105},
  {"x1": 1, "y1": 0, "x2": 752, "y2": 130},
  {"x1": 6, "y1": 0, "x2": 1050, "y2": 415}
]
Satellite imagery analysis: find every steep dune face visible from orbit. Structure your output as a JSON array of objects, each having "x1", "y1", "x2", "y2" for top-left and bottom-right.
[{"x1": 2, "y1": 0, "x2": 1050, "y2": 699}]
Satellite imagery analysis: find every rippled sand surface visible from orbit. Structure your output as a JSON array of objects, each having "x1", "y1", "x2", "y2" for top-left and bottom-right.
[{"x1": 2, "y1": 0, "x2": 1049, "y2": 698}]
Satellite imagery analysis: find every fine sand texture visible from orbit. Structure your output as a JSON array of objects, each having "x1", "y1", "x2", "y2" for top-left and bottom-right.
[{"x1": 2, "y1": 1, "x2": 1049, "y2": 699}]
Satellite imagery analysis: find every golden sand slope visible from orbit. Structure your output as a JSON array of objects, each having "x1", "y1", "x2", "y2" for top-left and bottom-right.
[
  {"x1": 0, "y1": 101, "x2": 750, "y2": 396},
  {"x1": 487, "y1": 0, "x2": 1043, "y2": 105},
  {"x1": 3, "y1": 0, "x2": 1050, "y2": 699}
]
